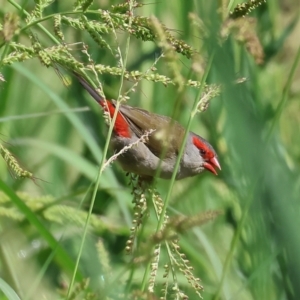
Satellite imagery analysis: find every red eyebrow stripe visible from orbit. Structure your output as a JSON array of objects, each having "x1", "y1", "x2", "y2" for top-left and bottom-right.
[{"x1": 192, "y1": 136, "x2": 214, "y2": 159}]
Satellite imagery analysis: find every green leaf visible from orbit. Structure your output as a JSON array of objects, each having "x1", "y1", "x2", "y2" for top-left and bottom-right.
[
  {"x1": 0, "y1": 179, "x2": 83, "y2": 280},
  {"x1": 0, "y1": 278, "x2": 21, "y2": 300}
]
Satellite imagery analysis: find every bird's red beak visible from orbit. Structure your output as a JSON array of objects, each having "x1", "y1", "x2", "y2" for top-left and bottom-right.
[{"x1": 203, "y1": 156, "x2": 221, "y2": 175}]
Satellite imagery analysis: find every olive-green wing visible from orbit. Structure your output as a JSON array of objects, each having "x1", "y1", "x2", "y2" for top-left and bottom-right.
[{"x1": 118, "y1": 103, "x2": 186, "y2": 158}]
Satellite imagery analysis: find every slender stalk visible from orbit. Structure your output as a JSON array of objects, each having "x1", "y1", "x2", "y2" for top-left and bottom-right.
[
  {"x1": 141, "y1": 51, "x2": 215, "y2": 291},
  {"x1": 66, "y1": 1, "x2": 135, "y2": 297},
  {"x1": 157, "y1": 51, "x2": 215, "y2": 233}
]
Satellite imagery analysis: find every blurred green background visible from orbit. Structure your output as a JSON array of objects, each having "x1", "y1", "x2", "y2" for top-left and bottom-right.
[{"x1": 0, "y1": 0, "x2": 300, "y2": 299}]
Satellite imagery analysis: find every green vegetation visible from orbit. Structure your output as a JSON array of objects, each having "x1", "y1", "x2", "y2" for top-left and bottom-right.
[{"x1": 0, "y1": 0, "x2": 299, "y2": 299}]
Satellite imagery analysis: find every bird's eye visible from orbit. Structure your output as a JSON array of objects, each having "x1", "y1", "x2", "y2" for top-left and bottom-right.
[{"x1": 200, "y1": 149, "x2": 206, "y2": 155}]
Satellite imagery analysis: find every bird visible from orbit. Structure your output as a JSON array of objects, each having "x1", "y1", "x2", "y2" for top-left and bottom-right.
[{"x1": 74, "y1": 73, "x2": 220, "y2": 180}]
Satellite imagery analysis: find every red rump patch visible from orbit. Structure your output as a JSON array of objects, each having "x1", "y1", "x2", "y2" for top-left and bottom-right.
[
  {"x1": 101, "y1": 100, "x2": 131, "y2": 138},
  {"x1": 192, "y1": 136, "x2": 214, "y2": 159}
]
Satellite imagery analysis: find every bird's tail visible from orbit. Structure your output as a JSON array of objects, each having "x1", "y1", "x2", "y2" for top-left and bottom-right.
[
  {"x1": 73, "y1": 72, "x2": 105, "y2": 106},
  {"x1": 74, "y1": 72, "x2": 131, "y2": 138}
]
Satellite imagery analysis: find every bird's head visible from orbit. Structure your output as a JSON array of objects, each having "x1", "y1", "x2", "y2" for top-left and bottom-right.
[{"x1": 192, "y1": 135, "x2": 221, "y2": 175}]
